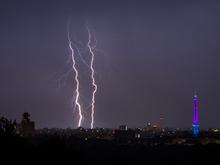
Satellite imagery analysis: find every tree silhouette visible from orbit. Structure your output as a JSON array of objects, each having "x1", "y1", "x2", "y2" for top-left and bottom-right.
[{"x1": 0, "y1": 117, "x2": 17, "y2": 136}]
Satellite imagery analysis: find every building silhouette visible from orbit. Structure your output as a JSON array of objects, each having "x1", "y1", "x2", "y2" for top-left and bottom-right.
[
  {"x1": 119, "y1": 125, "x2": 128, "y2": 131},
  {"x1": 18, "y1": 112, "x2": 35, "y2": 136}
]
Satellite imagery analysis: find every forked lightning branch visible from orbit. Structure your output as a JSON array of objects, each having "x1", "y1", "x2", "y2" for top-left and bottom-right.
[{"x1": 67, "y1": 23, "x2": 98, "y2": 129}]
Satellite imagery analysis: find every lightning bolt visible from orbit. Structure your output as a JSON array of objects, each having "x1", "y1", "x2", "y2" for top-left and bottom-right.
[
  {"x1": 87, "y1": 27, "x2": 98, "y2": 129},
  {"x1": 67, "y1": 25, "x2": 83, "y2": 128}
]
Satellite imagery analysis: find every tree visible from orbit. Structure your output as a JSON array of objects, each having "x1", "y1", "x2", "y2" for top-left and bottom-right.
[{"x1": 0, "y1": 117, "x2": 17, "y2": 136}]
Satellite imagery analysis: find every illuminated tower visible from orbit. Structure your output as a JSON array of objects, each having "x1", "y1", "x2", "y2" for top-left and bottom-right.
[{"x1": 193, "y1": 94, "x2": 199, "y2": 137}]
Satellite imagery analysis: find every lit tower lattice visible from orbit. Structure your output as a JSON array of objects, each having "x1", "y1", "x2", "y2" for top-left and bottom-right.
[{"x1": 193, "y1": 93, "x2": 199, "y2": 137}]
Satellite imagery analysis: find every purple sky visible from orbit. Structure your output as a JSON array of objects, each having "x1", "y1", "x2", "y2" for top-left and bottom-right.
[{"x1": 0, "y1": 0, "x2": 220, "y2": 129}]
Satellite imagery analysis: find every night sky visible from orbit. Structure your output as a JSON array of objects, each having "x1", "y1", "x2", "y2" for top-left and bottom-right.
[{"x1": 1, "y1": 0, "x2": 220, "y2": 129}]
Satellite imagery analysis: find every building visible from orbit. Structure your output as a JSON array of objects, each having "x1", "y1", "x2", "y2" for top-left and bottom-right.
[
  {"x1": 18, "y1": 112, "x2": 35, "y2": 136},
  {"x1": 119, "y1": 125, "x2": 128, "y2": 131},
  {"x1": 192, "y1": 94, "x2": 199, "y2": 137},
  {"x1": 159, "y1": 114, "x2": 164, "y2": 129}
]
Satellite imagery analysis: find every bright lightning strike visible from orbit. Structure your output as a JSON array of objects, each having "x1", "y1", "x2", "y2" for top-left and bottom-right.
[
  {"x1": 87, "y1": 27, "x2": 98, "y2": 129},
  {"x1": 67, "y1": 26, "x2": 83, "y2": 128}
]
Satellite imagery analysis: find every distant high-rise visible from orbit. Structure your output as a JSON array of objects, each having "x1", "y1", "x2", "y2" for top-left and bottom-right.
[
  {"x1": 159, "y1": 114, "x2": 164, "y2": 129},
  {"x1": 119, "y1": 125, "x2": 128, "y2": 131},
  {"x1": 193, "y1": 94, "x2": 199, "y2": 137}
]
